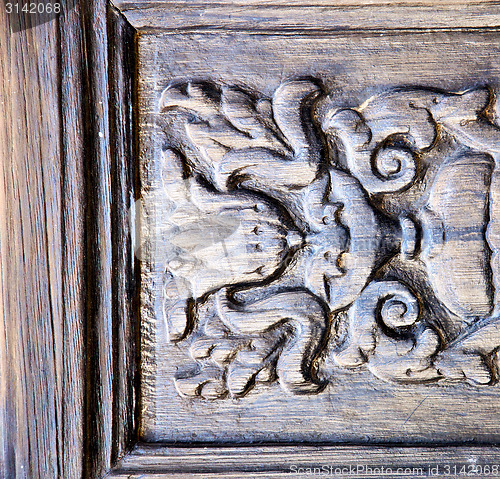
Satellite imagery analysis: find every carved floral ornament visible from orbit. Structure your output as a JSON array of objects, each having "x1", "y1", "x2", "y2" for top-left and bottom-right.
[{"x1": 149, "y1": 79, "x2": 500, "y2": 399}]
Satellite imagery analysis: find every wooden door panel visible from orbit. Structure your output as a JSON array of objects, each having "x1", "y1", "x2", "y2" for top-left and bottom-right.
[{"x1": 3, "y1": 1, "x2": 500, "y2": 477}]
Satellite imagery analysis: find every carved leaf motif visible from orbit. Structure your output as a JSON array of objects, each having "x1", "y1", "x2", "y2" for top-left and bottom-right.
[
  {"x1": 435, "y1": 317, "x2": 500, "y2": 385},
  {"x1": 174, "y1": 289, "x2": 326, "y2": 398},
  {"x1": 160, "y1": 80, "x2": 327, "y2": 237}
]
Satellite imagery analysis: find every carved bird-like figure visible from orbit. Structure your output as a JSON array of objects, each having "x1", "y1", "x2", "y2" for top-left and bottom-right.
[{"x1": 156, "y1": 79, "x2": 500, "y2": 397}]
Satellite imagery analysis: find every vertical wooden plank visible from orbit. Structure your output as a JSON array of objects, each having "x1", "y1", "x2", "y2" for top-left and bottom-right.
[
  {"x1": 0, "y1": 1, "x2": 98, "y2": 477},
  {"x1": 59, "y1": 1, "x2": 86, "y2": 478},
  {"x1": 81, "y1": 0, "x2": 114, "y2": 477},
  {"x1": 0, "y1": 1, "x2": 136, "y2": 477},
  {"x1": 0, "y1": 8, "x2": 62, "y2": 479}
]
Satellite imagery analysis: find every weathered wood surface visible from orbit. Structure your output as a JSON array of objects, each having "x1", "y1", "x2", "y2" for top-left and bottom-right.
[
  {"x1": 0, "y1": 2, "x2": 136, "y2": 478},
  {"x1": 79, "y1": 2, "x2": 137, "y2": 477},
  {"x1": 0, "y1": 3, "x2": 86, "y2": 478},
  {"x1": 58, "y1": 2, "x2": 87, "y2": 477},
  {"x1": 110, "y1": 443, "x2": 500, "y2": 478},
  {"x1": 81, "y1": 0, "x2": 117, "y2": 476},
  {"x1": 115, "y1": 0, "x2": 500, "y2": 32},
  {"x1": 137, "y1": 24, "x2": 500, "y2": 445},
  {"x1": 4, "y1": 1, "x2": 500, "y2": 478}
]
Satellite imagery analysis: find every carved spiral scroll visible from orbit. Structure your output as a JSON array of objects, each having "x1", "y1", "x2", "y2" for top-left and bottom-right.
[
  {"x1": 323, "y1": 109, "x2": 419, "y2": 194},
  {"x1": 159, "y1": 81, "x2": 500, "y2": 394},
  {"x1": 334, "y1": 281, "x2": 419, "y2": 365},
  {"x1": 378, "y1": 284, "x2": 420, "y2": 330},
  {"x1": 372, "y1": 143, "x2": 417, "y2": 193},
  {"x1": 333, "y1": 280, "x2": 440, "y2": 382}
]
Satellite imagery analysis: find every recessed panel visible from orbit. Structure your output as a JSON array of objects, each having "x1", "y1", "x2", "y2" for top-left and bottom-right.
[{"x1": 137, "y1": 30, "x2": 500, "y2": 443}]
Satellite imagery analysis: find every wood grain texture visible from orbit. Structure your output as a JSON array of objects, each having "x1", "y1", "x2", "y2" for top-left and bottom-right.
[
  {"x1": 81, "y1": 1, "x2": 114, "y2": 476},
  {"x1": 0, "y1": 2, "x2": 137, "y2": 478},
  {"x1": 110, "y1": 443, "x2": 500, "y2": 478},
  {"x1": 1, "y1": 7, "x2": 68, "y2": 479},
  {"x1": 114, "y1": 0, "x2": 500, "y2": 32},
  {"x1": 4, "y1": 0, "x2": 500, "y2": 477},
  {"x1": 59, "y1": 1, "x2": 87, "y2": 477},
  {"x1": 0, "y1": 3, "x2": 86, "y2": 478}
]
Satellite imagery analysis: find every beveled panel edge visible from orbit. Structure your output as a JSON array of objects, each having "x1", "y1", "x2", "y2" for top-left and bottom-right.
[
  {"x1": 85, "y1": 1, "x2": 140, "y2": 478},
  {"x1": 79, "y1": 1, "x2": 138, "y2": 478},
  {"x1": 111, "y1": 0, "x2": 500, "y2": 33},
  {"x1": 107, "y1": 2, "x2": 139, "y2": 469},
  {"x1": 108, "y1": 443, "x2": 500, "y2": 478}
]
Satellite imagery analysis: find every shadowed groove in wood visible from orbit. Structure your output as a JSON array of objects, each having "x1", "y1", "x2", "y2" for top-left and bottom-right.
[{"x1": 108, "y1": 3, "x2": 138, "y2": 466}]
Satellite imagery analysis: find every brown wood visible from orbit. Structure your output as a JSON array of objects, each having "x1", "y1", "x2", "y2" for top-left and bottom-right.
[
  {"x1": 111, "y1": 444, "x2": 500, "y2": 478},
  {"x1": 0, "y1": 2, "x2": 86, "y2": 477},
  {"x1": 3, "y1": 1, "x2": 500, "y2": 478},
  {"x1": 136, "y1": 21, "x2": 500, "y2": 446},
  {"x1": 107, "y1": 3, "x2": 137, "y2": 467},
  {"x1": 0, "y1": 1, "x2": 135, "y2": 477},
  {"x1": 115, "y1": 0, "x2": 500, "y2": 32}
]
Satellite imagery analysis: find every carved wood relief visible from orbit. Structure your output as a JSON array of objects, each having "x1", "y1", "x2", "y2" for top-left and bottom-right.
[
  {"x1": 7, "y1": 0, "x2": 500, "y2": 475},
  {"x1": 142, "y1": 79, "x2": 500, "y2": 401},
  {"x1": 133, "y1": 25, "x2": 500, "y2": 447}
]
